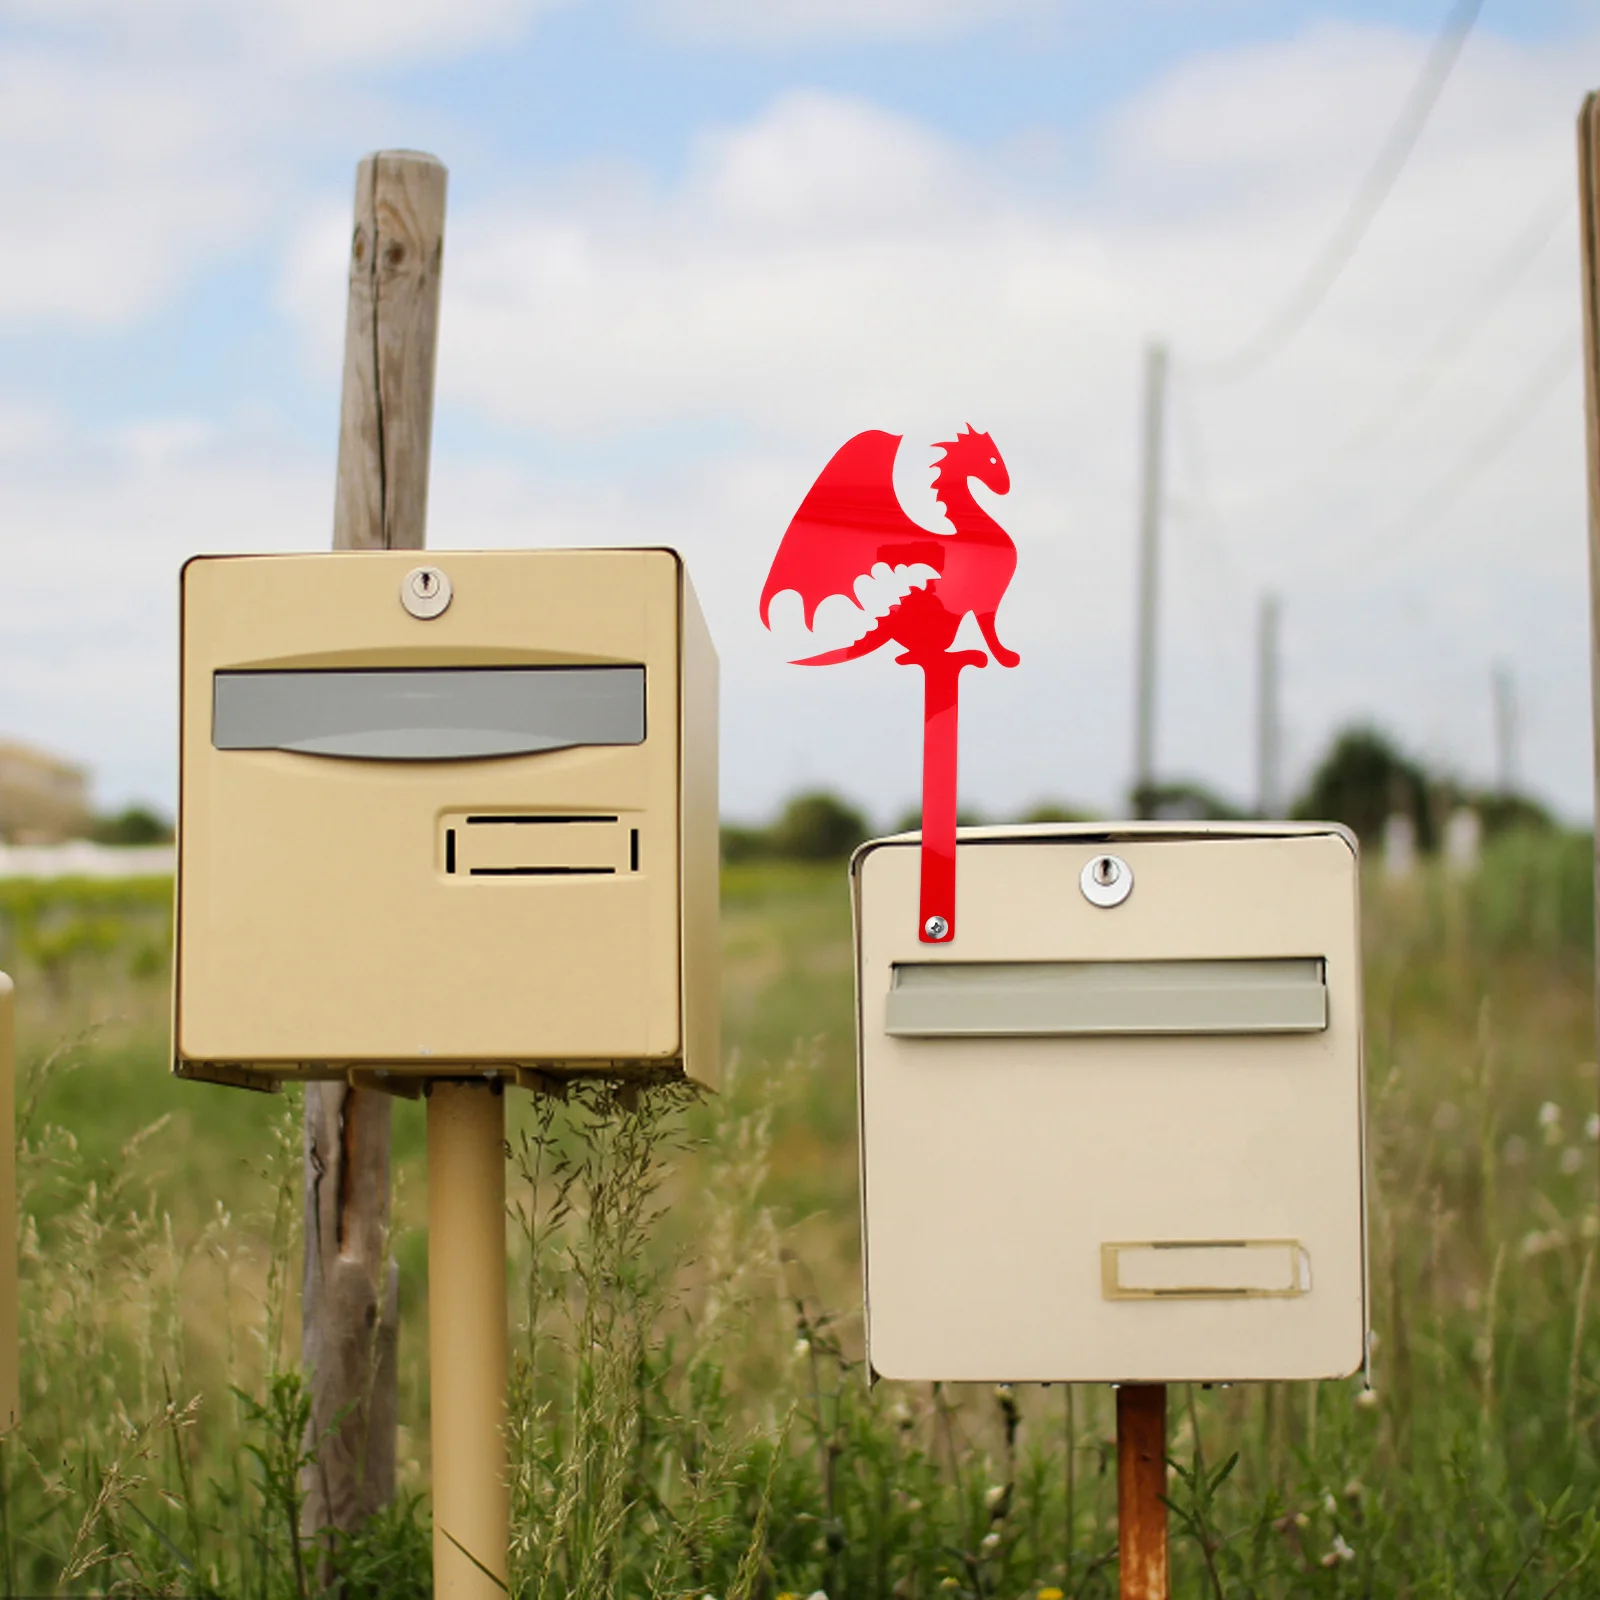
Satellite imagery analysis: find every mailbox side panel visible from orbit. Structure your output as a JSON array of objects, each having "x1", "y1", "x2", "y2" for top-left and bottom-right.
[
  {"x1": 856, "y1": 829, "x2": 1366, "y2": 1385},
  {"x1": 176, "y1": 550, "x2": 684, "y2": 1071},
  {"x1": 678, "y1": 562, "x2": 720, "y2": 1090}
]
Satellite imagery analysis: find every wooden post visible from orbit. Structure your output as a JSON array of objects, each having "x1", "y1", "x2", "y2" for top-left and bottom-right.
[
  {"x1": 1117, "y1": 1384, "x2": 1169, "y2": 1600},
  {"x1": 302, "y1": 150, "x2": 448, "y2": 1551},
  {"x1": 1578, "y1": 96, "x2": 1600, "y2": 1072}
]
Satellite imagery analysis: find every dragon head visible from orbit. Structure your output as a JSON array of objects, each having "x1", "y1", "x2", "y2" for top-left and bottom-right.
[{"x1": 932, "y1": 425, "x2": 1009, "y2": 498}]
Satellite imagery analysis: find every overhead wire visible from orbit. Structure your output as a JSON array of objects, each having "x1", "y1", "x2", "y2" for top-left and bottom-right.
[
  {"x1": 1352, "y1": 326, "x2": 1578, "y2": 574},
  {"x1": 1196, "y1": 0, "x2": 1485, "y2": 384},
  {"x1": 1172, "y1": 183, "x2": 1573, "y2": 525}
]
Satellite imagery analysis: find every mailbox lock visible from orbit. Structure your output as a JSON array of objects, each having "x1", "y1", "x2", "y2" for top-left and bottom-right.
[
  {"x1": 1080, "y1": 854, "x2": 1133, "y2": 908},
  {"x1": 400, "y1": 565, "x2": 453, "y2": 620}
]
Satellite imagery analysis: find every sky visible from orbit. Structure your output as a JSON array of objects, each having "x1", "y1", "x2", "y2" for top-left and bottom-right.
[{"x1": 0, "y1": 0, "x2": 1596, "y2": 827}]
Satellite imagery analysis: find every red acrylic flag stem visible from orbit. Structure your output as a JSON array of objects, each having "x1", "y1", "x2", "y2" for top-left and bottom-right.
[{"x1": 917, "y1": 648, "x2": 984, "y2": 942}]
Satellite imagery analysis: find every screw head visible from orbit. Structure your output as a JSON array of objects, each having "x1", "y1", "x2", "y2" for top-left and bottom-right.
[
  {"x1": 1080, "y1": 854, "x2": 1134, "y2": 908},
  {"x1": 923, "y1": 915, "x2": 949, "y2": 940},
  {"x1": 400, "y1": 565, "x2": 452, "y2": 620}
]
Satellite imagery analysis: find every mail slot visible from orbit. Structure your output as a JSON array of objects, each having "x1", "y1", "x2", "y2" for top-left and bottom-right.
[
  {"x1": 853, "y1": 822, "x2": 1367, "y2": 1385},
  {"x1": 174, "y1": 548, "x2": 718, "y2": 1088},
  {"x1": 885, "y1": 957, "x2": 1328, "y2": 1036}
]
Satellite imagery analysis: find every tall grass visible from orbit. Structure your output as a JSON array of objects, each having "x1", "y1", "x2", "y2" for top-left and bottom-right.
[{"x1": 0, "y1": 829, "x2": 1597, "y2": 1595}]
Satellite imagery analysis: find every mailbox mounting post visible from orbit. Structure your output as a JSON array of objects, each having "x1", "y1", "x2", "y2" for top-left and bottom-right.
[{"x1": 1116, "y1": 1384, "x2": 1168, "y2": 1599}]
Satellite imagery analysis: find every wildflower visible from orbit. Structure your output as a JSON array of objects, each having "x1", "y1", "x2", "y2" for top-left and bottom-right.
[
  {"x1": 985, "y1": 1483, "x2": 1008, "y2": 1511},
  {"x1": 1540, "y1": 1101, "x2": 1563, "y2": 1127},
  {"x1": 792, "y1": 1338, "x2": 811, "y2": 1361},
  {"x1": 1323, "y1": 1492, "x2": 1337, "y2": 1514},
  {"x1": 1332, "y1": 1533, "x2": 1356, "y2": 1562},
  {"x1": 1039, "y1": 1590, "x2": 1066, "y2": 1600},
  {"x1": 939, "y1": 1579, "x2": 961, "y2": 1591},
  {"x1": 807, "y1": 1592, "x2": 829, "y2": 1600},
  {"x1": 1587, "y1": 1112, "x2": 1600, "y2": 1142},
  {"x1": 979, "y1": 1530, "x2": 1001, "y2": 1553}
]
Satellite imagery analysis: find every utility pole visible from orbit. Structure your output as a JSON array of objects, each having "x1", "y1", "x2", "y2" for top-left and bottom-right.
[
  {"x1": 1256, "y1": 594, "x2": 1281, "y2": 818},
  {"x1": 1132, "y1": 342, "x2": 1168, "y2": 817},
  {"x1": 303, "y1": 150, "x2": 447, "y2": 1562},
  {"x1": 1492, "y1": 662, "x2": 1516, "y2": 795}
]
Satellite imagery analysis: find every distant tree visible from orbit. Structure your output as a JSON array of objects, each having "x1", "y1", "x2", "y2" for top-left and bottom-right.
[
  {"x1": 1018, "y1": 801, "x2": 1095, "y2": 824},
  {"x1": 1472, "y1": 789, "x2": 1553, "y2": 839},
  {"x1": 767, "y1": 791, "x2": 871, "y2": 861},
  {"x1": 719, "y1": 823, "x2": 768, "y2": 864},
  {"x1": 1293, "y1": 727, "x2": 1433, "y2": 851},
  {"x1": 1131, "y1": 781, "x2": 1242, "y2": 822},
  {"x1": 88, "y1": 805, "x2": 173, "y2": 846}
]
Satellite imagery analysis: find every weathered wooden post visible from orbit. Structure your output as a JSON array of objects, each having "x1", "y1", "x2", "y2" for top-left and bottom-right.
[
  {"x1": 1577, "y1": 96, "x2": 1600, "y2": 1062},
  {"x1": 302, "y1": 148, "x2": 447, "y2": 1550}
]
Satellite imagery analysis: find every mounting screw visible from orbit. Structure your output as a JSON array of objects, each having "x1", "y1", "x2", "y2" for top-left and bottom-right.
[
  {"x1": 1080, "y1": 853, "x2": 1133, "y2": 908},
  {"x1": 923, "y1": 915, "x2": 949, "y2": 940},
  {"x1": 400, "y1": 564, "x2": 452, "y2": 620}
]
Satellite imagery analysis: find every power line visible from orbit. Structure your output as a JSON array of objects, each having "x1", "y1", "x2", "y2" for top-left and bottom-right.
[
  {"x1": 1198, "y1": 0, "x2": 1484, "y2": 384},
  {"x1": 1174, "y1": 183, "x2": 1572, "y2": 521},
  {"x1": 1349, "y1": 326, "x2": 1577, "y2": 573}
]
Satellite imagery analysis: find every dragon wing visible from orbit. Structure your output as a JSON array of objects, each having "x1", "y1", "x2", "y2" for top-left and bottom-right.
[{"x1": 760, "y1": 430, "x2": 945, "y2": 630}]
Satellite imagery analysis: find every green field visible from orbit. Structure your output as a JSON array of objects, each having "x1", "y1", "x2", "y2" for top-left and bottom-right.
[{"x1": 6, "y1": 835, "x2": 1600, "y2": 1596}]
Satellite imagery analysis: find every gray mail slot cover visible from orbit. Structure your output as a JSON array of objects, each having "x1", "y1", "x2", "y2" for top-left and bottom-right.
[
  {"x1": 213, "y1": 665, "x2": 646, "y2": 760},
  {"x1": 885, "y1": 958, "x2": 1327, "y2": 1037}
]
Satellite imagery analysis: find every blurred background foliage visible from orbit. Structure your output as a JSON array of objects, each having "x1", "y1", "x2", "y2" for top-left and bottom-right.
[{"x1": 0, "y1": 720, "x2": 1597, "y2": 1594}]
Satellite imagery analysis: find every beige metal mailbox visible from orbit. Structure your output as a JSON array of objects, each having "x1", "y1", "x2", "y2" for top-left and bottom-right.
[
  {"x1": 853, "y1": 822, "x2": 1366, "y2": 1385},
  {"x1": 175, "y1": 548, "x2": 718, "y2": 1089}
]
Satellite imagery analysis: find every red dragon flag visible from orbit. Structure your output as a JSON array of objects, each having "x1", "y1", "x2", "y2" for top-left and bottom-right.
[{"x1": 760, "y1": 427, "x2": 1020, "y2": 943}]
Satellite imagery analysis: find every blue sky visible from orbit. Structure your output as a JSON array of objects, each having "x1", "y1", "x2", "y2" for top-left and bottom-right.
[{"x1": 1, "y1": 0, "x2": 1597, "y2": 825}]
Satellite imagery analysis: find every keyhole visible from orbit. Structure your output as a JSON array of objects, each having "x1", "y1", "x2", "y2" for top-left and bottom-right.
[
  {"x1": 417, "y1": 572, "x2": 435, "y2": 595},
  {"x1": 1095, "y1": 857, "x2": 1117, "y2": 886}
]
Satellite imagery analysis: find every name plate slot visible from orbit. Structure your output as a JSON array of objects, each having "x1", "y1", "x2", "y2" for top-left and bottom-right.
[
  {"x1": 1102, "y1": 1239, "x2": 1311, "y2": 1300},
  {"x1": 884, "y1": 958, "x2": 1326, "y2": 1037},
  {"x1": 442, "y1": 812, "x2": 637, "y2": 877}
]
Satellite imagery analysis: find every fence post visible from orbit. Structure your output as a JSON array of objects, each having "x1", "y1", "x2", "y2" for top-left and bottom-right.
[
  {"x1": 301, "y1": 149, "x2": 448, "y2": 1555},
  {"x1": 1579, "y1": 100, "x2": 1600, "y2": 1076}
]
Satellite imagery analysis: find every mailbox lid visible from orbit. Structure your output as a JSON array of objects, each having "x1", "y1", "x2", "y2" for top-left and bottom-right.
[{"x1": 852, "y1": 823, "x2": 1366, "y2": 1385}]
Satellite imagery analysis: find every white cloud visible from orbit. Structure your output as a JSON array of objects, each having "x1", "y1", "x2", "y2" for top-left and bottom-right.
[
  {"x1": 648, "y1": 0, "x2": 1039, "y2": 46},
  {"x1": 0, "y1": 0, "x2": 560, "y2": 68}
]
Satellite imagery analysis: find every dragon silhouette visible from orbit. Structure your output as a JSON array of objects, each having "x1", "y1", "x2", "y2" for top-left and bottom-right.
[{"x1": 760, "y1": 427, "x2": 1021, "y2": 943}]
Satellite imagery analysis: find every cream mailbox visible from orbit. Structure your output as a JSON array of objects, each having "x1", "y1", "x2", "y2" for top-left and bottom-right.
[
  {"x1": 175, "y1": 548, "x2": 718, "y2": 1089},
  {"x1": 853, "y1": 821, "x2": 1366, "y2": 1385}
]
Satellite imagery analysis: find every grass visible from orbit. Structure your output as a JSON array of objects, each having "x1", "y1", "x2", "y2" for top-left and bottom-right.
[{"x1": 2, "y1": 829, "x2": 1599, "y2": 1594}]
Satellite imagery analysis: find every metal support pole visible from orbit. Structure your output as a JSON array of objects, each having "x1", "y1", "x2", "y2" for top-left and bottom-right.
[
  {"x1": 1117, "y1": 1383, "x2": 1169, "y2": 1600},
  {"x1": 428, "y1": 1081, "x2": 509, "y2": 1600},
  {"x1": 1132, "y1": 343, "x2": 1168, "y2": 816}
]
